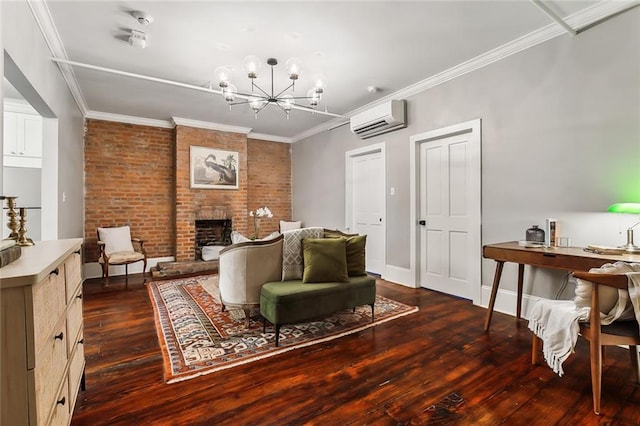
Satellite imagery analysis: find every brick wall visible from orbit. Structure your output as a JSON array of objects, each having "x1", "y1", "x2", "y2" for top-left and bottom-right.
[
  {"x1": 84, "y1": 120, "x2": 175, "y2": 262},
  {"x1": 84, "y1": 119, "x2": 291, "y2": 263},
  {"x1": 247, "y1": 138, "x2": 291, "y2": 236},
  {"x1": 175, "y1": 125, "x2": 249, "y2": 261}
]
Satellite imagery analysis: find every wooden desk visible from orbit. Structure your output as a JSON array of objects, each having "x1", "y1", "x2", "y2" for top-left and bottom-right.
[{"x1": 482, "y1": 241, "x2": 640, "y2": 331}]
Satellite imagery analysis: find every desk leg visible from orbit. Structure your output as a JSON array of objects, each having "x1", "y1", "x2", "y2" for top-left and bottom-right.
[
  {"x1": 484, "y1": 260, "x2": 505, "y2": 332},
  {"x1": 516, "y1": 263, "x2": 525, "y2": 321}
]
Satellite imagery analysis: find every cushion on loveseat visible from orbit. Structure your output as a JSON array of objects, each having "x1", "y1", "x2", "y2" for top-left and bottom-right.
[
  {"x1": 281, "y1": 227, "x2": 324, "y2": 280},
  {"x1": 302, "y1": 238, "x2": 349, "y2": 283},
  {"x1": 323, "y1": 229, "x2": 367, "y2": 277}
]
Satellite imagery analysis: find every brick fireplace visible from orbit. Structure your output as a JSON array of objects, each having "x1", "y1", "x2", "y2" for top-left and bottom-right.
[{"x1": 84, "y1": 119, "x2": 291, "y2": 265}]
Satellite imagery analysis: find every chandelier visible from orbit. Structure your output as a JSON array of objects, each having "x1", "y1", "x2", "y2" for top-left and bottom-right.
[{"x1": 213, "y1": 56, "x2": 327, "y2": 119}]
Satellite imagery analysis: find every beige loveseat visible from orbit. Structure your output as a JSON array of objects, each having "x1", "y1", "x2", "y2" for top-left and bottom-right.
[{"x1": 218, "y1": 234, "x2": 284, "y2": 327}]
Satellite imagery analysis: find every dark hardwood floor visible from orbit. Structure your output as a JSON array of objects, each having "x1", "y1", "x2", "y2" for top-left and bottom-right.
[{"x1": 72, "y1": 274, "x2": 640, "y2": 425}]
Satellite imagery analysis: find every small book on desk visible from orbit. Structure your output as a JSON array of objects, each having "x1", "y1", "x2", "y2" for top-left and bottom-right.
[{"x1": 584, "y1": 245, "x2": 625, "y2": 255}]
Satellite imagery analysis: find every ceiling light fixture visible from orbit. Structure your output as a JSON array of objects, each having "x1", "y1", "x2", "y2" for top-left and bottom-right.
[
  {"x1": 132, "y1": 11, "x2": 153, "y2": 26},
  {"x1": 128, "y1": 29, "x2": 147, "y2": 48},
  {"x1": 214, "y1": 57, "x2": 327, "y2": 119}
]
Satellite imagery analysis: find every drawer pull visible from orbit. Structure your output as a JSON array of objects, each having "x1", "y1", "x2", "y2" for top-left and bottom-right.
[
  {"x1": 51, "y1": 267, "x2": 60, "y2": 276},
  {"x1": 74, "y1": 249, "x2": 81, "y2": 255},
  {"x1": 57, "y1": 396, "x2": 66, "y2": 406},
  {"x1": 76, "y1": 293, "x2": 83, "y2": 300},
  {"x1": 54, "y1": 332, "x2": 64, "y2": 341},
  {"x1": 78, "y1": 338, "x2": 84, "y2": 344},
  {"x1": 542, "y1": 253, "x2": 556, "y2": 258}
]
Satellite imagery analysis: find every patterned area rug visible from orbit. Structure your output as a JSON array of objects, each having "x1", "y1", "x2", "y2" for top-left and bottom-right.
[{"x1": 148, "y1": 275, "x2": 418, "y2": 383}]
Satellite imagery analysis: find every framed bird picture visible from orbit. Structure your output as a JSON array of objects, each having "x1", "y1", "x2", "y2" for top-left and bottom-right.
[{"x1": 190, "y1": 146, "x2": 239, "y2": 189}]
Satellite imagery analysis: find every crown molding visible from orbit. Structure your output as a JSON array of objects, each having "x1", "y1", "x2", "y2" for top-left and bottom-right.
[
  {"x1": 291, "y1": 0, "x2": 637, "y2": 144},
  {"x1": 290, "y1": 118, "x2": 348, "y2": 143},
  {"x1": 4, "y1": 99, "x2": 38, "y2": 114},
  {"x1": 567, "y1": 0, "x2": 640, "y2": 30},
  {"x1": 247, "y1": 133, "x2": 292, "y2": 144},
  {"x1": 171, "y1": 117, "x2": 252, "y2": 134},
  {"x1": 85, "y1": 111, "x2": 174, "y2": 129},
  {"x1": 27, "y1": 0, "x2": 88, "y2": 115}
]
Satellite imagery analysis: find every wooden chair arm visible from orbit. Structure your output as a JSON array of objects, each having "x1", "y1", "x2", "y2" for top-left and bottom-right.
[
  {"x1": 131, "y1": 238, "x2": 147, "y2": 256},
  {"x1": 572, "y1": 271, "x2": 628, "y2": 290}
]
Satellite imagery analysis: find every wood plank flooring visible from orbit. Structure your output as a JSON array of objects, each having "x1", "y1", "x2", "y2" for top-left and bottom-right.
[{"x1": 72, "y1": 275, "x2": 640, "y2": 425}]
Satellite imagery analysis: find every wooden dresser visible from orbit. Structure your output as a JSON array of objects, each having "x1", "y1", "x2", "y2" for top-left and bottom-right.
[{"x1": 0, "y1": 239, "x2": 85, "y2": 425}]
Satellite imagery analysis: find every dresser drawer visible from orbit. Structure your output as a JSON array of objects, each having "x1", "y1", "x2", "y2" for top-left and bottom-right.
[
  {"x1": 67, "y1": 287, "x2": 84, "y2": 354},
  {"x1": 65, "y1": 252, "x2": 82, "y2": 304},
  {"x1": 68, "y1": 332, "x2": 85, "y2": 408},
  {"x1": 34, "y1": 318, "x2": 68, "y2": 425},
  {"x1": 49, "y1": 377, "x2": 71, "y2": 426},
  {"x1": 32, "y1": 265, "x2": 66, "y2": 353}
]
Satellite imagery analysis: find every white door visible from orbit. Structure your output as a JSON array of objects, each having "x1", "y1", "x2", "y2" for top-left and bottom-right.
[
  {"x1": 346, "y1": 145, "x2": 386, "y2": 275},
  {"x1": 417, "y1": 124, "x2": 481, "y2": 300}
]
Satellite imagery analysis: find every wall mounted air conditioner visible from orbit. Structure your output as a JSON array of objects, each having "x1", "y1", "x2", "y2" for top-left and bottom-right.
[{"x1": 350, "y1": 100, "x2": 406, "y2": 139}]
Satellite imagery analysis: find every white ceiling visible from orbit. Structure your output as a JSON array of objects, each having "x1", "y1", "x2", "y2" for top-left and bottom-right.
[{"x1": 13, "y1": 0, "x2": 639, "y2": 141}]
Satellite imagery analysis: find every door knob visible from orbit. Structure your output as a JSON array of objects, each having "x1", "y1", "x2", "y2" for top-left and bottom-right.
[{"x1": 419, "y1": 220, "x2": 426, "y2": 226}]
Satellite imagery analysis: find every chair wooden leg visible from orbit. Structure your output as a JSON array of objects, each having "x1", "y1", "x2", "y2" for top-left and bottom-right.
[
  {"x1": 103, "y1": 263, "x2": 110, "y2": 286},
  {"x1": 125, "y1": 264, "x2": 129, "y2": 289},
  {"x1": 590, "y1": 339, "x2": 603, "y2": 415},
  {"x1": 275, "y1": 324, "x2": 281, "y2": 347},
  {"x1": 243, "y1": 307, "x2": 251, "y2": 329},
  {"x1": 630, "y1": 345, "x2": 640, "y2": 385},
  {"x1": 532, "y1": 335, "x2": 541, "y2": 365},
  {"x1": 221, "y1": 304, "x2": 226, "y2": 313}
]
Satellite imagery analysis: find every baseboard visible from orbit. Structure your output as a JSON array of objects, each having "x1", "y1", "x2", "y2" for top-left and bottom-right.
[
  {"x1": 83, "y1": 256, "x2": 174, "y2": 280},
  {"x1": 479, "y1": 285, "x2": 542, "y2": 320},
  {"x1": 383, "y1": 265, "x2": 416, "y2": 288}
]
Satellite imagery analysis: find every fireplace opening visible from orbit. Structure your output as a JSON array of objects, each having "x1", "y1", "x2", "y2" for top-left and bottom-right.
[{"x1": 195, "y1": 219, "x2": 232, "y2": 260}]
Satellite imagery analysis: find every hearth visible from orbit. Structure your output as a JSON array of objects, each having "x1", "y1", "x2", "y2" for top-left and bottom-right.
[{"x1": 195, "y1": 219, "x2": 232, "y2": 260}]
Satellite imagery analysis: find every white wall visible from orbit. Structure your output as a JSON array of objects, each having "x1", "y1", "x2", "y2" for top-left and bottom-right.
[
  {"x1": 292, "y1": 8, "x2": 640, "y2": 302},
  {"x1": 1, "y1": 1, "x2": 84, "y2": 240}
]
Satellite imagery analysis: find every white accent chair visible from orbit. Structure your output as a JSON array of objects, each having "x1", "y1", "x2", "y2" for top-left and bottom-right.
[
  {"x1": 97, "y1": 225, "x2": 147, "y2": 286},
  {"x1": 218, "y1": 234, "x2": 284, "y2": 327}
]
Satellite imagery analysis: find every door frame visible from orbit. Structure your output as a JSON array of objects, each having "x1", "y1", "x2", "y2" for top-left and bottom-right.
[
  {"x1": 409, "y1": 119, "x2": 482, "y2": 304},
  {"x1": 345, "y1": 142, "x2": 386, "y2": 275}
]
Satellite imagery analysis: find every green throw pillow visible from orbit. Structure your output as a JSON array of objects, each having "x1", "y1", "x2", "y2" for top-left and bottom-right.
[
  {"x1": 323, "y1": 228, "x2": 358, "y2": 239},
  {"x1": 323, "y1": 230, "x2": 367, "y2": 277},
  {"x1": 302, "y1": 238, "x2": 349, "y2": 283},
  {"x1": 344, "y1": 235, "x2": 367, "y2": 277}
]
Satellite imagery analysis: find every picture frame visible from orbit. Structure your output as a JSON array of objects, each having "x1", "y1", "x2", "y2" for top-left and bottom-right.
[{"x1": 190, "y1": 146, "x2": 239, "y2": 189}]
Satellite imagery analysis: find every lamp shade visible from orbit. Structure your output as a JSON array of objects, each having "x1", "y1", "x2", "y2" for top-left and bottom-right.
[{"x1": 607, "y1": 203, "x2": 640, "y2": 214}]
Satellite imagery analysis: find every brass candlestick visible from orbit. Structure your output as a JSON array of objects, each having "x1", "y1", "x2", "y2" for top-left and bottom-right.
[
  {"x1": 2, "y1": 196, "x2": 20, "y2": 240},
  {"x1": 17, "y1": 207, "x2": 34, "y2": 246}
]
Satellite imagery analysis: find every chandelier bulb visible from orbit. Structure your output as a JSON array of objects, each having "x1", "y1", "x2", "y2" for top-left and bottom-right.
[
  {"x1": 243, "y1": 55, "x2": 263, "y2": 79},
  {"x1": 285, "y1": 57, "x2": 303, "y2": 80},
  {"x1": 214, "y1": 66, "x2": 233, "y2": 86}
]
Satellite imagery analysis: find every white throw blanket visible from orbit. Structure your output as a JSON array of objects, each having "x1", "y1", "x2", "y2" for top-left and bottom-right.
[{"x1": 528, "y1": 262, "x2": 640, "y2": 376}]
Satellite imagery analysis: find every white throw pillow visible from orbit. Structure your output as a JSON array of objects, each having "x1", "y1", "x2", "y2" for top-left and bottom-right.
[
  {"x1": 231, "y1": 231, "x2": 251, "y2": 244},
  {"x1": 573, "y1": 262, "x2": 635, "y2": 321},
  {"x1": 98, "y1": 226, "x2": 134, "y2": 255},
  {"x1": 574, "y1": 278, "x2": 619, "y2": 313},
  {"x1": 261, "y1": 231, "x2": 281, "y2": 241},
  {"x1": 201, "y1": 245, "x2": 225, "y2": 261},
  {"x1": 280, "y1": 220, "x2": 302, "y2": 232}
]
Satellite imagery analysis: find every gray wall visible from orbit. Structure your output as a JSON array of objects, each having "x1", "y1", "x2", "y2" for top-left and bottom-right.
[
  {"x1": 2, "y1": 167, "x2": 41, "y2": 240},
  {"x1": 293, "y1": 8, "x2": 640, "y2": 299},
  {"x1": 1, "y1": 1, "x2": 84, "y2": 239}
]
